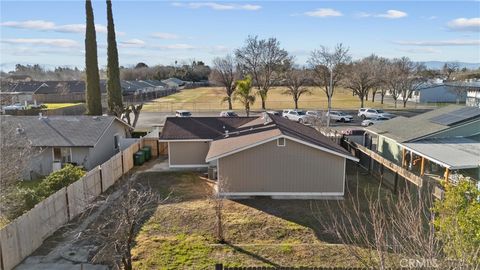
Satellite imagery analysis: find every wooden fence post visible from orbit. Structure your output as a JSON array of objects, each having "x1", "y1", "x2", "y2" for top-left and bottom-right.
[{"x1": 394, "y1": 172, "x2": 399, "y2": 193}]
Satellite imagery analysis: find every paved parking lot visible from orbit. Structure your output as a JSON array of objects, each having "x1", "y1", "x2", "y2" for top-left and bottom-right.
[{"x1": 135, "y1": 108, "x2": 432, "y2": 131}]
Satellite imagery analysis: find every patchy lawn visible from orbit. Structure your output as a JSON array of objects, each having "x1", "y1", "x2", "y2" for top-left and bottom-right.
[
  {"x1": 131, "y1": 166, "x2": 389, "y2": 269},
  {"x1": 143, "y1": 86, "x2": 419, "y2": 112}
]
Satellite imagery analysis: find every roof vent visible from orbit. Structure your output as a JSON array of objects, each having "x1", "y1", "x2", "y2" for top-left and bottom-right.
[
  {"x1": 16, "y1": 127, "x2": 25, "y2": 134},
  {"x1": 38, "y1": 112, "x2": 47, "y2": 119},
  {"x1": 92, "y1": 116, "x2": 99, "y2": 120},
  {"x1": 225, "y1": 130, "x2": 229, "y2": 138}
]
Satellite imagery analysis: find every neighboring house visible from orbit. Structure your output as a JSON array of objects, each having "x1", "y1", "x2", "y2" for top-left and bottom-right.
[
  {"x1": 365, "y1": 105, "x2": 480, "y2": 182},
  {"x1": 0, "y1": 81, "x2": 46, "y2": 104},
  {"x1": 5, "y1": 75, "x2": 32, "y2": 82},
  {"x1": 2, "y1": 115, "x2": 132, "y2": 180},
  {"x1": 160, "y1": 114, "x2": 359, "y2": 199},
  {"x1": 162, "y1": 77, "x2": 186, "y2": 89},
  {"x1": 411, "y1": 82, "x2": 467, "y2": 103},
  {"x1": 463, "y1": 81, "x2": 480, "y2": 108}
]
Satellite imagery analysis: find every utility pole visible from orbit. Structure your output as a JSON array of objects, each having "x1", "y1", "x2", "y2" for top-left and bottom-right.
[{"x1": 327, "y1": 66, "x2": 333, "y2": 127}]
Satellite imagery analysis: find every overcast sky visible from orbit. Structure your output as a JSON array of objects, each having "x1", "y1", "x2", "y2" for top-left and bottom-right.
[{"x1": 1, "y1": 0, "x2": 479, "y2": 71}]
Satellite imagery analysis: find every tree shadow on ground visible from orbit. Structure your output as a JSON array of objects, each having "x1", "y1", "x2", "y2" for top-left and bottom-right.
[{"x1": 234, "y1": 163, "x2": 390, "y2": 245}]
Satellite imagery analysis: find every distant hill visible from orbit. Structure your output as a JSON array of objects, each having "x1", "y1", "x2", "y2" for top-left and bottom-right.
[{"x1": 421, "y1": 61, "x2": 480, "y2": 70}]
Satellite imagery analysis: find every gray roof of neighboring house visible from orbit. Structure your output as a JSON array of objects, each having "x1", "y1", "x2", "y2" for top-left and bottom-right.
[
  {"x1": 366, "y1": 105, "x2": 480, "y2": 142},
  {"x1": 1, "y1": 115, "x2": 130, "y2": 147},
  {"x1": 403, "y1": 137, "x2": 480, "y2": 169}
]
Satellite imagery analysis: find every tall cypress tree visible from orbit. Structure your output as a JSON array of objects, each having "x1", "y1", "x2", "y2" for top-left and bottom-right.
[
  {"x1": 85, "y1": 0, "x2": 102, "y2": 115},
  {"x1": 106, "y1": 0, "x2": 123, "y2": 115}
]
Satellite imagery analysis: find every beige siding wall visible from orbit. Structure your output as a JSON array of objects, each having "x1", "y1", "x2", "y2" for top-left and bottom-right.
[
  {"x1": 169, "y1": 141, "x2": 210, "y2": 166},
  {"x1": 218, "y1": 138, "x2": 345, "y2": 194}
]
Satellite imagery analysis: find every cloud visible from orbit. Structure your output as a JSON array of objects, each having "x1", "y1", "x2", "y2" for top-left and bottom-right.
[
  {"x1": 394, "y1": 39, "x2": 480, "y2": 46},
  {"x1": 359, "y1": 10, "x2": 407, "y2": 19},
  {"x1": 2, "y1": 38, "x2": 79, "y2": 48},
  {"x1": 171, "y1": 2, "x2": 261, "y2": 11},
  {"x1": 151, "y1": 32, "x2": 180, "y2": 39},
  {"x1": 447, "y1": 17, "x2": 480, "y2": 32},
  {"x1": 0, "y1": 20, "x2": 111, "y2": 34},
  {"x1": 119, "y1": 39, "x2": 146, "y2": 48},
  {"x1": 398, "y1": 47, "x2": 441, "y2": 54},
  {"x1": 377, "y1": 10, "x2": 407, "y2": 19},
  {"x1": 304, "y1": 8, "x2": 342, "y2": 17}
]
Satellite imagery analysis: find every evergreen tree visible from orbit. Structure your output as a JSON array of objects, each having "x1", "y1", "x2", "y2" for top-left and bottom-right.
[
  {"x1": 85, "y1": 0, "x2": 102, "y2": 115},
  {"x1": 106, "y1": 0, "x2": 123, "y2": 115}
]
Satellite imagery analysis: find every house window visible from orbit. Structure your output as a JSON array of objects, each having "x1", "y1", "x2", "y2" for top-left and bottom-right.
[
  {"x1": 53, "y1": 147, "x2": 71, "y2": 163},
  {"x1": 114, "y1": 134, "x2": 120, "y2": 149},
  {"x1": 277, "y1": 138, "x2": 286, "y2": 147}
]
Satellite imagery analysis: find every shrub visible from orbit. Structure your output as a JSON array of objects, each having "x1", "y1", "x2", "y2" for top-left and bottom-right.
[
  {"x1": 40, "y1": 164, "x2": 85, "y2": 192},
  {"x1": 16, "y1": 165, "x2": 85, "y2": 217},
  {"x1": 433, "y1": 178, "x2": 480, "y2": 265}
]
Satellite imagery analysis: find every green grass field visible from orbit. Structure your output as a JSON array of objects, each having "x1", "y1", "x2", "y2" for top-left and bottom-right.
[{"x1": 143, "y1": 86, "x2": 418, "y2": 112}]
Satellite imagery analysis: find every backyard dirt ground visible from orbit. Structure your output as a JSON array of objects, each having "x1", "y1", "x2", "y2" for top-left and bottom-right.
[{"x1": 17, "y1": 158, "x2": 391, "y2": 270}]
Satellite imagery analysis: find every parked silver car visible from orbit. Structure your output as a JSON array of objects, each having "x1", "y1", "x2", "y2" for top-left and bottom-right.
[
  {"x1": 175, "y1": 110, "x2": 192, "y2": 117},
  {"x1": 326, "y1": 110, "x2": 354, "y2": 122},
  {"x1": 282, "y1": 109, "x2": 308, "y2": 123},
  {"x1": 357, "y1": 108, "x2": 394, "y2": 119},
  {"x1": 361, "y1": 117, "x2": 390, "y2": 126},
  {"x1": 220, "y1": 111, "x2": 238, "y2": 117}
]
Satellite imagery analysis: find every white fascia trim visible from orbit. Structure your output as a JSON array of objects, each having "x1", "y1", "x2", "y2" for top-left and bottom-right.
[
  {"x1": 206, "y1": 135, "x2": 358, "y2": 162},
  {"x1": 219, "y1": 192, "x2": 344, "y2": 196},
  {"x1": 159, "y1": 139, "x2": 213, "y2": 142},
  {"x1": 169, "y1": 164, "x2": 210, "y2": 168}
]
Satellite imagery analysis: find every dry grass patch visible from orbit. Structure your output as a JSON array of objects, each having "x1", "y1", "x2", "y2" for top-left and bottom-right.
[
  {"x1": 130, "y1": 169, "x2": 382, "y2": 269},
  {"x1": 143, "y1": 86, "x2": 404, "y2": 112}
]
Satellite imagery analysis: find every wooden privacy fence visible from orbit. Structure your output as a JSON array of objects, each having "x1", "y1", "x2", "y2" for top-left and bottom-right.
[{"x1": 0, "y1": 137, "x2": 160, "y2": 270}]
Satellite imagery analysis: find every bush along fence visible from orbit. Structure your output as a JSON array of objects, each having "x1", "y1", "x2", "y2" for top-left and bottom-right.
[{"x1": 0, "y1": 137, "x2": 160, "y2": 270}]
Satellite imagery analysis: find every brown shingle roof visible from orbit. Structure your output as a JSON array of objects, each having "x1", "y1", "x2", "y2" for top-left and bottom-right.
[
  {"x1": 159, "y1": 117, "x2": 258, "y2": 140},
  {"x1": 161, "y1": 115, "x2": 356, "y2": 160}
]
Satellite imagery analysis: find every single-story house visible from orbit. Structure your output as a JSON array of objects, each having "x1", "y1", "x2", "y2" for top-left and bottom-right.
[
  {"x1": 160, "y1": 114, "x2": 359, "y2": 199},
  {"x1": 365, "y1": 105, "x2": 480, "y2": 182},
  {"x1": 2, "y1": 115, "x2": 132, "y2": 180},
  {"x1": 411, "y1": 82, "x2": 467, "y2": 103}
]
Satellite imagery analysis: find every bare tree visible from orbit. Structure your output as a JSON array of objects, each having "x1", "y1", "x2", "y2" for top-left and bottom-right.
[
  {"x1": 308, "y1": 43, "x2": 351, "y2": 126},
  {"x1": 343, "y1": 57, "x2": 377, "y2": 108},
  {"x1": 383, "y1": 58, "x2": 406, "y2": 108},
  {"x1": 448, "y1": 81, "x2": 468, "y2": 104},
  {"x1": 118, "y1": 104, "x2": 143, "y2": 128},
  {"x1": 282, "y1": 64, "x2": 311, "y2": 109},
  {"x1": 91, "y1": 184, "x2": 164, "y2": 270},
  {"x1": 0, "y1": 118, "x2": 40, "y2": 220},
  {"x1": 210, "y1": 55, "x2": 237, "y2": 110},
  {"x1": 235, "y1": 36, "x2": 289, "y2": 109},
  {"x1": 317, "y1": 183, "x2": 446, "y2": 269},
  {"x1": 443, "y1": 62, "x2": 459, "y2": 81},
  {"x1": 371, "y1": 56, "x2": 389, "y2": 104},
  {"x1": 397, "y1": 58, "x2": 427, "y2": 108}
]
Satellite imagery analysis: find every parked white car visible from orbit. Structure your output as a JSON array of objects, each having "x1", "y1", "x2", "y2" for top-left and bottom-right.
[
  {"x1": 326, "y1": 110, "x2": 354, "y2": 122},
  {"x1": 282, "y1": 109, "x2": 308, "y2": 123},
  {"x1": 175, "y1": 110, "x2": 192, "y2": 117},
  {"x1": 3, "y1": 103, "x2": 26, "y2": 111},
  {"x1": 220, "y1": 111, "x2": 238, "y2": 117},
  {"x1": 361, "y1": 117, "x2": 390, "y2": 126},
  {"x1": 266, "y1": 110, "x2": 280, "y2": 116},
  {"x1": 357, "y1": 108, "x2": 394, "y2": 119}
]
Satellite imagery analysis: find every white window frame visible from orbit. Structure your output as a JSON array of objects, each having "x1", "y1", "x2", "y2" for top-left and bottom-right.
[{"x1": 277, "y1": 137, "x2": 286, "y2": 147}]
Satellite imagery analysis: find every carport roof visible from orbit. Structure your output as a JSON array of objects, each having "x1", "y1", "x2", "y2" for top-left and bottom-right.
[{"x1": 403, "y1": 137, "x2": 480, "y2": 169}]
